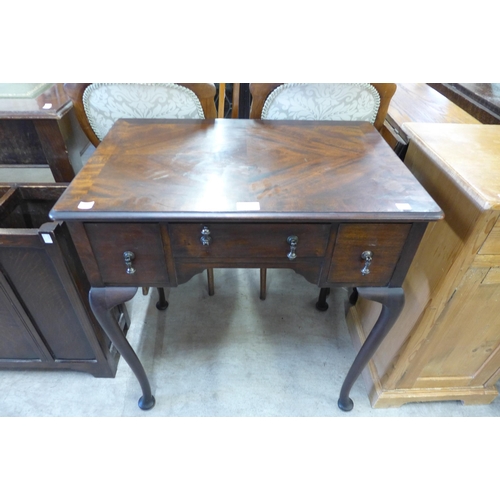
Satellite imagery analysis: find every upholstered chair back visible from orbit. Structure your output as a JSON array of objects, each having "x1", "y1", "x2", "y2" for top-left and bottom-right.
[
  {"x1": 64, "y1": 83, "x2": 217, "y2": 147},
  {"x1": 249, "y1": 83, "x2": 396, "y2": 131},
  {"x1": 261, "y1": 83, "x2": 380, "y2": 123},
  {"x1": 82, "y1": 83, "x2": 205, "y2": 141}
]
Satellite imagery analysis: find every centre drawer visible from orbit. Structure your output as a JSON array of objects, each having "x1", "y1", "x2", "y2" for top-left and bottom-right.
[{"x1": 169, "y1": 223, "x2": 331, "y2": 260}]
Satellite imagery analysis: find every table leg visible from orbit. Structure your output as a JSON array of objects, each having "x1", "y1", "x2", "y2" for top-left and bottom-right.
[
  {"x1": 338, "y1": 287, "x2": 405, "y2": 411},
  {"x1": 89, "y1": 286, "x2": 156, "y2": 410}
]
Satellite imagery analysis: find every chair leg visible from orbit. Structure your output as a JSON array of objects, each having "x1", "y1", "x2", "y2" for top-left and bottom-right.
[
  {"x1": 207, "y1": 268, "x2": 215, "y2": 296},
  {"x1": 315, "y1": 287, "x2": 330, "y2": 311},
  {"x1": 156, "y1": 288, "x2": 168, "y2": 310},
  {"x1": 260, "y1": 268, "x2": 267, "y2": 300}
]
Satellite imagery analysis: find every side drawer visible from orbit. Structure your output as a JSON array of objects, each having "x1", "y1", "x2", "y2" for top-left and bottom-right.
[
  {"x1": 328, "y1": 223, "x2": 411, "y2": 285},
  {"x1": 169, "y1": 223, "x2": 331, "y2": 260},
  {"x1": 84, "y1": 223, "x2": 170, "y2": 286}
]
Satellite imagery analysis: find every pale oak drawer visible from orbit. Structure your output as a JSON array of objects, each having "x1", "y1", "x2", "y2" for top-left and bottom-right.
[{"x1": 479, "y1": 218, "x2": 500, "y2": 256}]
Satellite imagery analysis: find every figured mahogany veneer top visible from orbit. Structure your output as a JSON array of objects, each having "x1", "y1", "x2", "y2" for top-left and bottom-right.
[{"x1": 50, "y1": 119, "x2": 442, "y2": 222}]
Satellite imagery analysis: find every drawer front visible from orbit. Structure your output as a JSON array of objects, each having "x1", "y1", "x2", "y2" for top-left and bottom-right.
[
  {"x1": 479, "y1": 218, "x2": 500, "y2": 256},
  {"x1": 169, "y1": 223, "x2": 331, "y2": 261},
  {"x1": 328, "y1": 223, "x2": 411, "y2": 285},
  {"x1": 85, "y1": 223, "x2": 169, "y2": 285}
]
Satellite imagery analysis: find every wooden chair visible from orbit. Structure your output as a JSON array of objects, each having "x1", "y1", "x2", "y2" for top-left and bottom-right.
[
  {"x1": 249, "y1": 83, "x2": 397, "y2": 300},
  {"x1": 64, "y1": 83, "x2": 218, "y2": 307},
  {"x1": 250, "y1": 83, "x2": 396, "y2": 129},
  {"x1": 65, "y1": 83, "x2": 217, "y2": 146}
]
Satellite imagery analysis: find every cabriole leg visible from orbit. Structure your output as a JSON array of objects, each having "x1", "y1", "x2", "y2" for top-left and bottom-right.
[
  {"x1": 338, "y1": 287, "x2": 405, "y2": 412},
  {"x1": 89, "y1": 286, "x2": 156, "y2": 410}
]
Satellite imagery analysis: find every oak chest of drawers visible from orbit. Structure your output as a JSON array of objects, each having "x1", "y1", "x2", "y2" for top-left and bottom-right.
[{"x1": 347, "y1": 123, "x2": 500, "y2": 407}]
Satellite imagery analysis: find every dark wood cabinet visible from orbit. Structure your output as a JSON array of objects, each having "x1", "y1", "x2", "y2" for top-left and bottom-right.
[
  {"x1": 0, "y1": 184, "x2": 128, "y2": 377},
  {"x1": 0, "y1": 84, "x2": 90, "y2": 181}
]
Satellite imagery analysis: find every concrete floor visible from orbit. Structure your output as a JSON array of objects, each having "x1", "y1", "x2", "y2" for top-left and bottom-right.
[{"x1": 1, "y1": 163, "x2": 500, "y2": 417}]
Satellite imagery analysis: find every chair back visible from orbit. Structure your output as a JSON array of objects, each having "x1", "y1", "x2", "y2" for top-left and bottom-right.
[
  {"x1": 249, "y1": 83, "x2": 396, "y2": 131},
  {"x1": 64, "y1": 83, "x2": 217, "y2": 146}
]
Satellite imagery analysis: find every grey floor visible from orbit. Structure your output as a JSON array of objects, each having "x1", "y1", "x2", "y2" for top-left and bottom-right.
[{"x1": 1, "y1": 162, "x2": 500, "y2": 417}]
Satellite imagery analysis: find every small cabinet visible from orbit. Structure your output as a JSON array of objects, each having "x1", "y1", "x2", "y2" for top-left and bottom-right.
[{"x1": 0, "y1": 184, "x2": 128, "y2": 377}]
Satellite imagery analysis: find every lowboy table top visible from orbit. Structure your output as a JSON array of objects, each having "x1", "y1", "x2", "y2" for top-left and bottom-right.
[{"x1": 50, "y1": 119, "x2": 442, "y2": 222}]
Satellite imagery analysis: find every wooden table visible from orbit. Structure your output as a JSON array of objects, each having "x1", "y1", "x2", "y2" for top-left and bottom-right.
[
  {"x1": 347, "y1": 123, "x2": 500, "y2": 407},
  {"x1": 0, "y1": 83, "x2": 89, "y2": 181},
  {"x1": 428, "y1": 83, "x2": 500, "y2": 125},
  {"x1": 49, "y1": 118, "x2": 442, "y2": 411}
]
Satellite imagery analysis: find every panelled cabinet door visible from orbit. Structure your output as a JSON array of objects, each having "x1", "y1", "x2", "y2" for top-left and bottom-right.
[
  {"x1": 417, "y1": 266, "x2": 500, "y2": 387},
  {"x1": 0, "y1": 271, "x2": 48, "y2": 360},
  {"x1": 0, "y1": 241, "x2": 97, "y2": 361}
]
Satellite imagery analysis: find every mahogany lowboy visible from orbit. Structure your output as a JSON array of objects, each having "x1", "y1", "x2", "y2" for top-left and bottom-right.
[{"x1": 50, "y1": 119, "x2": 442, "y2": 411}]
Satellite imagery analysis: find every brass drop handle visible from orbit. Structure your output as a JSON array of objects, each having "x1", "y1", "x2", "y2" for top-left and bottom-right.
[
  {"x1": 287, "y1": 235, "x2": 298, "y2": 260},
  {"x1": 200, "y1": 226, "x2": 212, "y2": 246},
  {"x1": 361, "y1": 250, "x2": 373, "y2": 275},
  {"x1": 123, "y1": 251, "x2": 136, "y2": 274}
]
